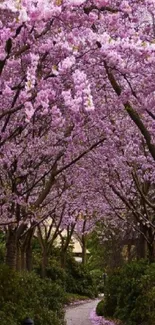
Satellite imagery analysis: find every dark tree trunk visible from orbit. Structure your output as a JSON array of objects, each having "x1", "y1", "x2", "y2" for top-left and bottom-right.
[
  {"x1": 21, "y1": 247, "x2": 26, "y2": 270},
  {"x1": 26, "y1": 244, "x2": 32, "y2": 271},
  {"x1": 25, "y1": 229, "x2": 34, "y2": 272},
  {"x1": 60, "y1": 225, "x2": 75, "y2": 268},
  {"x1": 61, "y1": 249, "x2": 67, "y2": 268},
  {"x1": 6, "y1": 228, "x2": 17, "y2": 269},
  {"x1": 16, "y1": 243, "x2": 21, "y2": 271},
  {"x1": 127, "y1": 243, "x2": 132, "y2": 262},
  {"x1": 147, "y1": 228, "x2": 155, "y2": 263},
  {"x1": 41, "y1": 249, "x2": 48, "y2": 277},
  {"x1": 147, "y1": 242, "x2": 155, "y2": 262},
  {"x1": 136, "y1": 227, "x2": 147, "y2": 260},
  {"x1": 82, "y1": 235, "x2": 87, "y2": 265}
]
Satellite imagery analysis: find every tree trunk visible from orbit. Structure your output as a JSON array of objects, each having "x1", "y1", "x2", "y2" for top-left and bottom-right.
[
  {"x1": 136, "y1": 228, "x2": 147, "y2": 260},
  {"x1": 82, "y1": 235, "x2": 87, "y2": 265},
  {"x1": 127, "y1": 243, "x2": 132, "y2": 262},
  {"x1": 147, "y1": 242, "x2": 155, "y2": 262},
  {"x1": 25, "y1": 229, "x2": 34, "y2": 272},
  {"x1": 21, "y1": 247, "x2": 26, "y2": 270},
  {"x1": 16, "y1": 243, "x2": 21, "y2": 271},
  {"x1": 5, "y1": 227, "x2": 17, "y2": 269},
  {"x1": 26, "y1": 243, "x2": 32, "y2": 271},
  {"x1": 61, "y1": 249, "x2": 67, "y2": 268},
  {"x1": 147, "y1": 228, "x2": 155, "y2": 263},
  {"x1": 41, "y1": 249, "x2": 48, "y2": 277}
]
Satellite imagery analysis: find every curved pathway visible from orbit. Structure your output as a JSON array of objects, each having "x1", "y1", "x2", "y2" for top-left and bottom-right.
[{"x1": 65, "y1": 299, "x2": 100, "y2": 325}]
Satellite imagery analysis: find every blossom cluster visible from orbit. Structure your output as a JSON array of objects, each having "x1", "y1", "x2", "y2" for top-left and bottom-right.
[{"x1": 0, "y1": 0, "x2": 155, "y2": 256}]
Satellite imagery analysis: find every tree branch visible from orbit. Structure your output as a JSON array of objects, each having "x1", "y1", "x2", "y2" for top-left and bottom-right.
[{"x1": 104, "y1": 62, "x2": 155, "y2": 161}]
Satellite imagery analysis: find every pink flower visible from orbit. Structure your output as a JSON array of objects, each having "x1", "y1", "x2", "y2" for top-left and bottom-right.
[
  {"x1": 59, "y1": 56, "x2": 76, "y2": 72},
  {"x1": 25, "y1": 102, "x2": 35, "y2": 122},
  {"x1": 65, "y1": 0, "x2": 86, "y2": 6}
]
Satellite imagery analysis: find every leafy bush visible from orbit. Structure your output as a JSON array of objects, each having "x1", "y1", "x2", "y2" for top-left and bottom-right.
[
  {"x1": 114, "y1": 261, "x2": 146, "y2": 325},
  {"x1": 65, "y1": 256, "x2": 97, "y2": 298},
  {"x1": 103, "y1": 269, "x2": 121, "y2": 317},
  {"x1": 136, "y1": 263, "x2": 155, "y2": 325},
  {"x1": 0, "y1": 265, "x2": 65, "y2": 325},
  {"x1": 103, "y1": 260, "x2": 155, "y2": 325},
  {"x1": 39, "y1": 260, "x2": 67, "y2": 287},
  {"x1": 96, "y1": 300, "x2": 104, "y2": 316},
  {"x1": 64, "y1": 293, "x2": 90, "y2": 304},
  {"x1": 90, "y1": 269, "x2": 105, "y2": 293}
]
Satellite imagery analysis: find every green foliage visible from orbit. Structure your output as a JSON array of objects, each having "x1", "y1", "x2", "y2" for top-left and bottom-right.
[
  {"x1": 0, "y1": 265, "x2": 65, "y2": 325},
  {"x1": 113, "y1": 261, "x2": 146, "y2": 325},
  {"x1": 46, "y1": 263, "x2": 67, "y2": 285},
  {"x1": 64, "y1": 293, "x2": 90, "y2": 304},
  {"x1": 65, "y1": 255, "x2": 98, "y2": 298},
  {"x1": 102, "y1": 270, "x2": 120, "y2": 317},
  {"x1": 90, "y1": 269, "x2": 105, "y2": 293},
  {"x1": 87, "y1": 224, "x2": 125, "y2": 272},
  {"x1": 136, "y1": 263, "x2": 155, "y2": 325},
  {"x1": 96, "y1": 300, "x2": 105, "y2": 316},
  {"x1": 35, "y1": 259, "x2": 67, "y2": 287},
  {"x1": 34, "y1": 252, "x2": 97, "y2": 298},
  {"x1": 103, "y1": 260, "x2": 155, "y2": 325}
]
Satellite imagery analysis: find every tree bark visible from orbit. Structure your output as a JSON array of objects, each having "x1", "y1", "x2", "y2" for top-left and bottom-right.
[
  {"x1": 127, "y1": 242, "x2": 132, "y2": 262},
  {"x1": 41, "y1": 248, "x2": 48, "y2": 277},
  {"x1": 82, "y1": 235, "x2": 87, "y2": 265},
  {"x1": 136, "y1": 227, "x2": 147, "y2": 260},
  {"x1": 25, "y1": 229, "x2": 35, "y2": 271},
  {"x1": 26, "y1": 243, "x2": 32, "y2": 271},
  {"x1": 61, "y1": 249, "x2": 67, "y2": 268},
  {"x1": 5, "y1": 227, "x2": 17, "y2": 269},
  {"x1": 147, "y1": 242, "x2": 155, "y2": 263},
  {"x1": 147, "y1": 228, "x2": 155, "y2": 263},
  {"x1": 16, "y1": 243, "x2": 21, "y2": 271},
  {"x1": 21, "y1": 247, "x2": 26, "y2": 270}
]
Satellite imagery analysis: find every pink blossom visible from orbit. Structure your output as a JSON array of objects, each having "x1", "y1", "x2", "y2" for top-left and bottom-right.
[
  {"x1": 65, "y1": 0, "x2": 86, "y2": 5},
  {"x1": 25, "y1": 102, "x2": 35, "y2": 121},
  {"x1": 59, "y1": 56, "x2": 76, "y2": 72}
]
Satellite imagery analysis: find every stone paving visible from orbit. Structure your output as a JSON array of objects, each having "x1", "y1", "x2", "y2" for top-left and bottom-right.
[{"x1": 65, "y1": 299, "x2": 100, "y2": 325}]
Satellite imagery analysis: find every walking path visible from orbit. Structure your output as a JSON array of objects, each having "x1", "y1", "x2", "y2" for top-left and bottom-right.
[{"x1": 65, "y1": 299, "x2": 100, "y2": 325}]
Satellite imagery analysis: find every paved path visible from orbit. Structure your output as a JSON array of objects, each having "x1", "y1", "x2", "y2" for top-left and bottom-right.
[{"x1": 65, "y1": 299, "x2": 100, "y2": 325}]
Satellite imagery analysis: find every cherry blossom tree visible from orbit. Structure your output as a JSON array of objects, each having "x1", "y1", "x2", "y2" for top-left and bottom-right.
[{"x1": 1, "y1": 0, "x2": 155, "y2": 268}]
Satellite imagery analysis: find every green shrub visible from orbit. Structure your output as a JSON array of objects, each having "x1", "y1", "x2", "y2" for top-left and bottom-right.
[
  {"x1": 45, "y1": 262, "x2": 67, "y2": 288},
  {"x1": 136, "y1": 263, "x2": 155, "y2": 325},
  {"x1": 96, "y1": 300, "x2": 104, "y2": 316},
  {"x1": 102, "y1": 268, "x2": 122, "y2": 318},
  {"x1": 103, "y1": 260, "x2": 155, "y2": 325},
  {"x1": 35, "y1": 252, "x2": 98, "y2": 298},
  {"x1": 0, "y1": 265, "x2": 65, "y2": 325},
  {"x1": 90, "y1": 269, "x2": 105, "y2": 293},
  {"x1": 64, "y1": 293, "x2": 90, "y2": 304},
  {"x1": 114, "y1": 261, "x2": 147, "y2": 324},
  {"x1": 65, "y1": 256, "x2": 97, "y2": 298}
]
